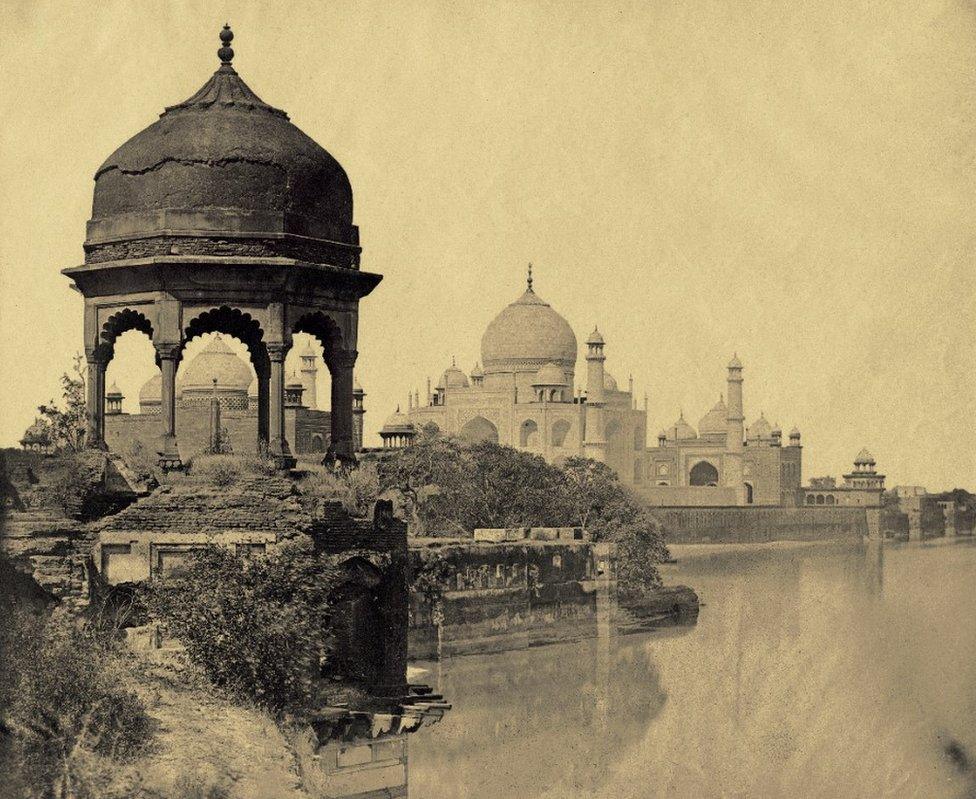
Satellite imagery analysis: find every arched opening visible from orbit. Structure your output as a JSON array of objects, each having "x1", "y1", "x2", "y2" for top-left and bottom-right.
[
  {"x1": 657, "y1": 481, "x2": 669, "y2": 486},
  {"x1": 825, "y1": 495, "x2": 836, "y2": 506},
  {"x1": 98, "y1": 309, "x2": 156, "y2": 456},
  {"x1": 816, "y1": 495, "x2": 825, "y2": 505},
  {"x1": 551, "y1": 419, "x2": 571, "y2": 448},
  {"x1": 689, "y1": 460, "x2": 719, "y2": 487},
  {"x1": 459, "y1": 416, "x2": 499, "y2": 445},
  {"x1": 806, "y1": 494, "x2": 816, "y2": 505},
  {"x1": 744, "y1": 482, "x2": 754, "y2": 504},
  {"x1": 310, "y1": 433, "x2": 325, "y2": 453},
  {"x1": 292, "y1": 312, "x2": 353, "y2": 459},
  {"x1": 520, "y1": 419, "x2": 539, "y2": 448}
]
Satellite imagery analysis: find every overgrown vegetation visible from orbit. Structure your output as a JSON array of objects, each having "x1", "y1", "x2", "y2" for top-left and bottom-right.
[
  {"x1": 184, "y1": 452, "x2": 278, "y2": 485},
  {"x1": 26, "y1": 354, "x2": 88, "y2": 453},
  {"x1": 298, "y1": 462, "x2": 380, "y2": 517},
  {"x1": 144, "y1": 541, "x2": 343, "y2": 713},
  {"x1": 0, "y1": 597, "x2": 152, "y2": 799},
  {"x1": 375, "y1": 429, "x2": 670, "y2": 593}
]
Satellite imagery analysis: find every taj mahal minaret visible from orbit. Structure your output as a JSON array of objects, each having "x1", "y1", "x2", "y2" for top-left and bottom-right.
[{"x1": 723, "y1": 354, "x2": 746, "y2": 501}]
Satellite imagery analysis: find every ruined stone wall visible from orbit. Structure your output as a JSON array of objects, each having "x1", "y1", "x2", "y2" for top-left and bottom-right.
[
  {"x1": 407, "y1": 540, "x2": 605, "y2": 658},
  {"x1": 646, "y1": 506, "x2": 870, "y2": 544}
]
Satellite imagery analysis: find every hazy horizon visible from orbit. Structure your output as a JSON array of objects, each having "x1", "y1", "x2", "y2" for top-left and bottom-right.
[{"x1": 1, "y1": 0, "x2": 974, "y2": 489}]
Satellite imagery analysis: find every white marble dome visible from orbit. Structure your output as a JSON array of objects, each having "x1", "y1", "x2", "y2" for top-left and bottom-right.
[
  {"x1": 180, "y1": 335, "x2": 253, "y2": 394},
  {"x1": 481, "y1": 283, "x2": 577, "y2": 375}
]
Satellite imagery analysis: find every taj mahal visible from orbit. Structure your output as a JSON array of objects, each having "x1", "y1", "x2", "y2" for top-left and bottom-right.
[{"x1": 377, "y1": 267, "x2": 848, "y2": 508}]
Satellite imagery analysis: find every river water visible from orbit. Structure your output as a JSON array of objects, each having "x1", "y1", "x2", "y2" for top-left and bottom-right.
[{"x1": 407, "y1": 539, "x2": 976, "y2": 799}]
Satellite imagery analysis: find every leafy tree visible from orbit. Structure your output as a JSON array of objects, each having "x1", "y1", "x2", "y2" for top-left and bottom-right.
[
  {"x1": 465, "y1": 441, "x2": 572, "y2": 528},
  {"x1": 144, "y1": 541, "x2": 342, "y2": 713},
  {"x1": 561, "y1": 457, "x2": 629, "y2": 535},
  {"x1": 33, "y1": 353, "x2": 87, "y2": 452},
  {"x1": 376, "y1": 428, "x2": 478, "y2": 534}
]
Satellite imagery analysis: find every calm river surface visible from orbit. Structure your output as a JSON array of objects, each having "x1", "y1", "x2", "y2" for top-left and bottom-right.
[{"x1": 407, "y1": 540, "x2": 976, "y2": 799}]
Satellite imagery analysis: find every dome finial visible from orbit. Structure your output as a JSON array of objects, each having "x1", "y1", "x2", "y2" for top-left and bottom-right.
[
  {"x1": 527, "y1": 262, "x2": 533, "y2": 292},
  {"x1": 218, "y1": 23, "x2": 235, "y2": 65}
]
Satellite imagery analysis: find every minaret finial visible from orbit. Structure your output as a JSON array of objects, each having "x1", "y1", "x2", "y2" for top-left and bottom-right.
[
  {"x1": 218, "y1": 23, "x2": 235, "y2": 65},
  {"x1": 527, "y1": 262, "x2": 533, "y2": 292}
]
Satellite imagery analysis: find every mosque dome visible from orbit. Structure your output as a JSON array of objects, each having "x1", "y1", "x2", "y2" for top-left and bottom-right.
[
  {"x1": 586, "y1": 327, "x2": 605, "y2": 346},
  {"x1": 603, "y1": 372, "x2": 618, "y2": 392},
  {"x1": 698, "y1": 396, "x2": 727, "y2": 437},
  {"x1": 86, "y1": 26, "x2": 356, "y2": 261},
  {"x1": 747, "y1": 414, "x2": 773, "y2": 441},
  {"x1": 481, "y1": 276, "x2": 577, "y2": 375},
  {"x1": 139, "y1": 373, "x2": 162, "y2": 407},
  {"x1": 668, "y1": 414, "x2": 697, "y2": 441},
  {"x1": 470, "y1": 362, "x2": 484, "y2": 379},
  {"x1": 179, "y1": 335, "x2": 253, "y2": 394},
  {"x1": 533, "y1": 362, "x2": 567, "y2": 386},
  {"x1": 440, "y1": 362, "x2": 469, "y2": 389}
]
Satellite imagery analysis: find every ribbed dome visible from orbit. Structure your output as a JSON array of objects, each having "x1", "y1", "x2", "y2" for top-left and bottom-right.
[
  {"x1": 481, "y1": 284, "x2": 577, "y2": 375},
  {"x1": 533, "y1": 362, "x2": 567, "y2": 386},
  {"x1": 179, "y1": 335, "x2": 253, "y2": 393},
  {"x1": 603, "y1": 371, "x2": 618, "y2": 392},
  {"x1": 87, "y1": 31, "x2": 355, "y2": 258},
  {"x1": 106, "y1": 382, "x2": 123, "y2": 398},
  {"x1": 139, "y1": 373, "x2": 162, "y2": 405},
  {"x1": 698, "y1": 396, "x2": 727, "y2": 436}
]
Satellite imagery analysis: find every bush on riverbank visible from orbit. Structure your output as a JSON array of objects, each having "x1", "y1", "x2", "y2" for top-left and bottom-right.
[
  {"x1": 0, "y1": 597, "x2": 153, "y2": 799},
  {"x1": 376, "y1": 431, "x2": 670, "y2": 591},
  {"x1": 143, "y1": 541, "x2": 343, "y2": 714}
]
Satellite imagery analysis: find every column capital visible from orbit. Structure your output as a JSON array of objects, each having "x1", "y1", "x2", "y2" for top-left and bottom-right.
[
  {"x1": 266, "y1": 342, "x2": 290, "y2": 362},
  {"x1": 329, "y1": 349, "x2": 358, "y2": 371},
  {"x1": 85, "y1": 348, "x2": 110, "y2": 366},
  {"x1": 154, "y1": 342, "x2": 182, "y2": 361}
]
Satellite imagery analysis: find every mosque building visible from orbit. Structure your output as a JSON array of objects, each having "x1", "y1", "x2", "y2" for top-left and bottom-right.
[
  {"x1": 380, "y1": 268, "x2": 647, "y2": 486},
  {"x1": 640, "y1": 356, "x2": 804, "y2": 506},
  {"x1": 103, "y1": 334, "x2": 366, "y2": 459}
]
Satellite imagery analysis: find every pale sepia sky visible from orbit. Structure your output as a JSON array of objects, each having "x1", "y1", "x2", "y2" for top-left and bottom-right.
[{"x1": 1, "y1": 0, "x2": 973, "y2": 488}]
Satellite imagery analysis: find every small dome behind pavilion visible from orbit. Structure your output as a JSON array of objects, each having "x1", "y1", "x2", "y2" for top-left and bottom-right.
[
  {"x1": 603, "y1": 371, "x2": 619, "y2": 392},
  {"x1": 180, "y1": 335, "x2": 254, "y2": 395}
]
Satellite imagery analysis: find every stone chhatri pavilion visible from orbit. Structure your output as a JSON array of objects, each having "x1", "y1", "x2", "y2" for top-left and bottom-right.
[{"x1": 63, "y1": 25, "x2": 381, "y2": 468}]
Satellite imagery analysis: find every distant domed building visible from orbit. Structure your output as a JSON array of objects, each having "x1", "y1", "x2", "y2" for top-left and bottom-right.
[
  {"x1": 384, "y1": 267, "x2": 647, "y2": 485},
  {"x1": 643, "y1": 356, "x2": 804, "y2": 506},
  {"x1": 104, "y1": 334, "x2": 354, "y2": 458}
]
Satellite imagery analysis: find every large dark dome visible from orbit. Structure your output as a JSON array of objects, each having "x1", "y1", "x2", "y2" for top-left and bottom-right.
[{"x1": 85, "y1": 36, "x2": 358, "y2": 266}]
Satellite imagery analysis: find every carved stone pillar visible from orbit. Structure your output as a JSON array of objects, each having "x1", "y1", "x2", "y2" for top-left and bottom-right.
[
  {"x1": 267, "y1": 343, "x2": 296, "y2": 469},
  {"x1": 155, "y1": 343, "x2": 182, "y2": 469},
  {"x1": 255, "y1": 358, "x2": 270, "y2": 453},
  {"x1": 328, "y1": 350, "x2": 357, "y2": 462},
  {"x1": 85, "y1": 352, "x2": 108, "y2": 450}
]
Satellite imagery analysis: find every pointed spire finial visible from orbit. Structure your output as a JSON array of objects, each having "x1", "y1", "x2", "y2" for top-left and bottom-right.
[
  {"x1": 527, "y1": 262, "x2": 533, "y2": 292},
  {"x1": 218, "y1": 23, "x2": 235, "y2": 65}
]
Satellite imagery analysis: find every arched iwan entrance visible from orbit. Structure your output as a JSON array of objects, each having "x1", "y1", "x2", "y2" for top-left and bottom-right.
[
  {"x1": 689, "y1": 460, "x2": 719, "y2": 486},
  {"x1": 459, "y1": 416, "x2": 499, "y2": 445}
]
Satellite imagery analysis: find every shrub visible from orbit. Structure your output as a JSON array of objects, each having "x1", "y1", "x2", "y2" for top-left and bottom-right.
[
  {"x1": 144, "y1": 541, "x2": 342, "y2": 713},
  {"x1": 187, "y1": 454, "x2": 241, "y2": 486},
  {"x1": 0, "y1": 607, "x2": 153, "y2": 798},
  {"x1": 299, "y1": 463, "x2": 379, "y2": 517},
  {"x1": 49, "y1": 451, "x2": 105, "y2": 518}
]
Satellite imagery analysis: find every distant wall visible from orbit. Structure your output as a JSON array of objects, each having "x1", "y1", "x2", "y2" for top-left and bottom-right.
[
  {"x1": 646, "y1": 506, "x2": 870, "y2": 544},
  {"x1": 639, "y1": 485, "x2": 740, "y2": 507}
]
